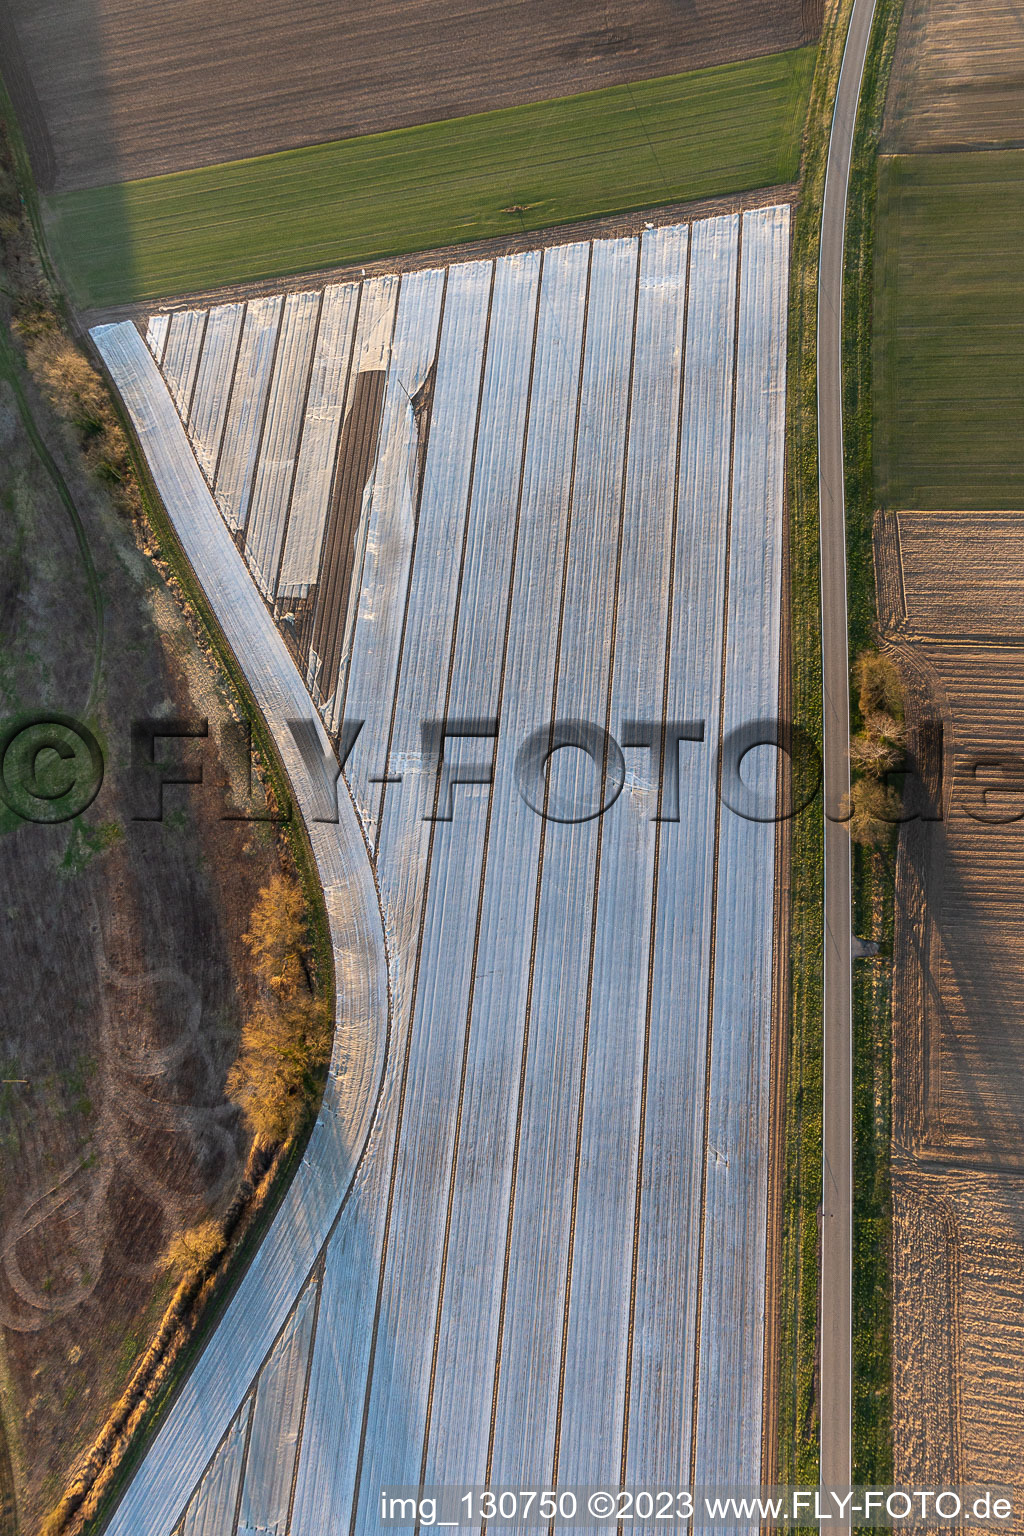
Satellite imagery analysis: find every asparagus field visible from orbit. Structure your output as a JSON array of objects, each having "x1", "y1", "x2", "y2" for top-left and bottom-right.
[{"x1": 93, "y1": 208, "x2": 790, "y2": 1532}]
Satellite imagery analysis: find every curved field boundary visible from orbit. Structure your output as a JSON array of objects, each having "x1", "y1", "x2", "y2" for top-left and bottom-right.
[{"x1": 90, "y1": 321, "x2": 391, "y2": 1536}]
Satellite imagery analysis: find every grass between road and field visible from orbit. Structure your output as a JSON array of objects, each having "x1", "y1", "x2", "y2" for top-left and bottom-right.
[
  {"x1": 849, "y1": 842, "x2": 894, "y2": 1482},
  {"x1": 775, "y1": 1, "x2": 847, "y2": 1487},
  {"x1": 874, "y1": 148, "x2": 1024, "y2": 510},
  {"x1": 841, "y1": 0, "x2": 903, "y2": 1482},
  {"x1": 44, "y1": 45, "x2": 815, "y2": 307}
]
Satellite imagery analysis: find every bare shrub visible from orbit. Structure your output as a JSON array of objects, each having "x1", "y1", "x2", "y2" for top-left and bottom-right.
[
  {"x1": 228, "y1": 876, "x2": 331, "y2": 1147},
  {"x1": 11, "y1": 311, "x2": 140, "y2": 519},
  {"x1": 853, "y1": 649, "x2": 904, "y2": 720},
  {"x1": 844, "y1": 777, "x2": 903, "y2": 847},
  {"x1": 849, "y1": 653, "x2": 909, "y2": 805},
  {"x1": 242, "y1": 872, "x2": 308, "y2": 992},
  {"x1": 850, "y1": 733, "x2": 903, "y2": 776},
  {"x1": 160, "y1": 1218, "x2": 224, "y2": 1278},
  {"x1": 863, "y1": 709, "x2": 908, "y2": 747}
]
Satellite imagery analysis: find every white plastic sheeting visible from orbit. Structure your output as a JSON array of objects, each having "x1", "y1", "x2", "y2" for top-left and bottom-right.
[
  {"x1": 236, "y1": 1281, "x2": 319, "y2": 1536},
  {"x1": 160, "y1": 309, "x2": 206, "y2": 419},
  {"x1": 624, "y1": 213, "x2": 740, "y2": 1492},
  {"x1": 692, "y1": 204, "x2": 789, "y2": 1488},
  {"x1": 186, "y1": 302, "x2": 244, "y2": 485},
  {"x1": 99, "y1": 208, "x2": 789, "y2": 1535},
  {"x1": 329, "y1": 268, "x2": 440, "y2": 743},
  {"x1": 421, "y1": 240, "x2": 587, "y2": 1494},
  {"x1": 214, "y1": 295, "x2": 283, "y2": 531},
  {"x1": 553, "y1": 224, "x2": 689, "y2": 1497},
  {"x1": 145, "y1": 312, "x2": 169, "y2": 366},
  {"x1": 276, "y1": 283, "x2": 361, "y2": 602},
  {"x1": 245, "y1": 289, "x2": 322, "y2": 599},
  {"x1": 179, "y1": 1404, "x2": 248, "y2": 1536}
]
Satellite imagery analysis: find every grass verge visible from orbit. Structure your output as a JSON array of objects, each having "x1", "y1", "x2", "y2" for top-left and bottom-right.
[
  {"x1": 841, "y1": 0, "x2": 903, "y2": 1481},
  {"x1": 874, "y1": 148, "x2": 1024, "y2": 510},
  {"x1": 775, "y1": 0, "x2": 852, "y2": 1484},
  {"x1": 850, "y1": 841, "x2": 894, "y2": 1480},
  {"x1": 44, "y1": 45, "x2": 815, "y2": 306}
]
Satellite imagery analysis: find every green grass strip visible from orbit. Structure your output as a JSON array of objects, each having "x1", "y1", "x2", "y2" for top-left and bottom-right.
[
  {"x1": 843, "y1": 0, "x2": 903, "y2": 1480},
  {"x1": 874, "y1": 147, "x2": 1024, "y2": 510},
  {"x1": 774, "y1": 1, "x2": 846, "y2": 1482},
  {"x1": 45, "y1": 45, "x2": 815, "y2": 307},
  {"x1": 850, "y1": 841, "x2": 894, "y2": 1482}
]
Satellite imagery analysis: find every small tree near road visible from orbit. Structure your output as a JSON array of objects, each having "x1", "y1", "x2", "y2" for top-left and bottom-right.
[{"x1": 847, "y1": 648, "x2": 907, "y2": 848}]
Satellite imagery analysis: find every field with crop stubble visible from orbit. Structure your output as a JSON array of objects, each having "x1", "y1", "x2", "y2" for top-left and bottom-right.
[{"x1": 876, "y1": 512, "x2": 1024, "y2": 1514}]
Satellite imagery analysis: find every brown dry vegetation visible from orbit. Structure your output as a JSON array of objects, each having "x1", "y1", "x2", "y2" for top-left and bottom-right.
[
  {"x1": 883, "y1": 0, "x2": 1024, "y2": 152},
  {"x1": 0, "y1": 117, "x2": 295, "y2": 1532},
  {"x1": 1, "y1": 0, "x2": 822, "y2": 193},
  {"x1": 877, "y1": 509, "x2": 1024, "y2": 1519},
  {"x1": 846, "y1": 777, "x2": 902, "y2": 848},
  {"x1": 227, "y1": 876, "x2": 331, "y2": 1147},
  {"x1": 844, "y1": 651, "x2": 906, "y2": 847},
  {"x1": 159, "y1": 1219, "x2": 225, "y2": 1281}
]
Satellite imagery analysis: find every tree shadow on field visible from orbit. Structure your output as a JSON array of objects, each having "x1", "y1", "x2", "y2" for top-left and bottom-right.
[
  {"x1": 889, "y1": 794, "x2": 1024, "y2": 1491},
  {"x1": 886, "y1": 638, "x2": 1024, "y2": 1201},
  {"x1": 893, "y1": 750, "x2": 1024, "y2": 1266},
  {"x1": 897, "y1": 810, "x2": 1024, "y2": 1163},
  {"x1": 0, "y1": 0, "x2": 139, "y2": 308}
]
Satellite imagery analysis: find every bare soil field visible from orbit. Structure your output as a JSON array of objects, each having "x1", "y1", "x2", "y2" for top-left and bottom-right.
[
  {"x1": 0, "y1": 127, "x2": 287, "y2": 1531},
  {"x1": 877, "y1": 510, "x2": 1024, "y2": 1513},
  {"x1": 883, "y1": 0, "x2": 1024, "y2": 151},
  {"x1": 1, "y1": 0, "x2": 822, "y2": 193},
  {"x1": 0, "y1": 574, "x2": 276, "y2": 1529}
]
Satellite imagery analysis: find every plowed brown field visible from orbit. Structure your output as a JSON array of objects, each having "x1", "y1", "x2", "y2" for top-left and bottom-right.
[
  {"x1": 877, "y1": 510, "x2": 1024, "y2": 1513},
  {"x1": 0, "y1": 0, "x2": 822, "y2": 193},
  {"x1": 884, "y1": 0, "x2": 1024, "y2": 151}
]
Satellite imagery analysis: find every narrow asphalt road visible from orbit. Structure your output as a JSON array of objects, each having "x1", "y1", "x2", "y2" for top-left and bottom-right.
[{"x1": 817, "y1": 0, "x2": 879, "y2": 1493}]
